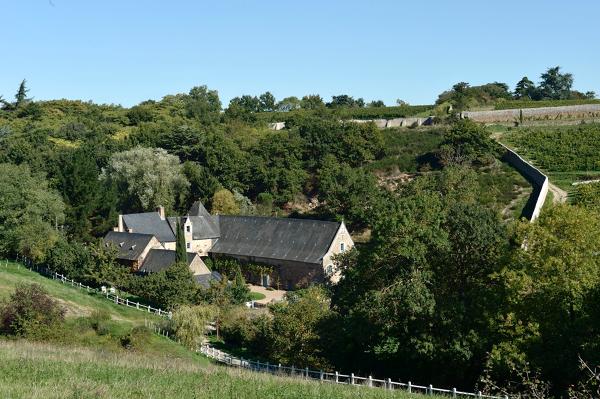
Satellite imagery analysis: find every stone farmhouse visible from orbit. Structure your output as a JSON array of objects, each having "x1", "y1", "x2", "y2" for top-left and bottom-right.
[{"x1": 104, "y1": 201, "x2": 353, "y2": 290}]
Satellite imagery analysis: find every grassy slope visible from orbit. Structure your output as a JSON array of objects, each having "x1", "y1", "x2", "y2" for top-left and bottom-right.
[
  {"x1": 0, "y1": 262, "x2": 422, "y2": 399},
  {"x1": 0, "y1": 261, "x2": 204, "y2": 362},
  {"x1": 0, "y1": 340, "x2": 420, "y2": 399}
]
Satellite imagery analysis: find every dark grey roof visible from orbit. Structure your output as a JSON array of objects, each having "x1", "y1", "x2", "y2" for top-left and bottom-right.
[
  {"x1": 210, "y1": 216, "x2": 341, "y2": 264},
  {"x1": 189, "y1": 216, "x2": 220, "y2": 239},
  {"x1": 139, "y1": 249, "x2": 196, "y2": 273},
  {"x1": 189, "y1": 201, "x2": 211, "y2": 217},
  {"x1": 194, "y1": 271, "x2": 223, "y2": 289},
  {"x1": 104, "y1": 231, "x2": 155, "y2": 261},
  {"x1": 167, "y1": 214, "x2": 220, "y2": 240},
  {"x1": 122, "y1": 212, "x2": 175, "y2": 242}
]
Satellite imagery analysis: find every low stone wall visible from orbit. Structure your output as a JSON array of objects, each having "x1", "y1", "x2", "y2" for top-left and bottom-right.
[
  {"x1": 462, "y1": 104, "x2": 600, "y2": 123},
  {"x1": 500, "y1": 144, "x2": 548, "y2": 221},
  {"x1": 268, "y1": 117, "x2": 434, "y2": 130}
]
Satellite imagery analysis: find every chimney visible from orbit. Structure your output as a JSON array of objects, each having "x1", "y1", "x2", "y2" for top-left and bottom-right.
[
  {"x1": 156, "y1": 206, "x2": 165, "y2": 220},
  {"x1": 118, "y1": 215, "x2": 124, "y2": 232}
]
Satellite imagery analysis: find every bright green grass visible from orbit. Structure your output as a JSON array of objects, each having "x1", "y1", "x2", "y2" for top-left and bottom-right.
[
  {"x1": 0, "y1": 261, "x2": 157, "y2": 324},
  {"x1": 0, "y1": 339, "x2": 422, "y2": 399},
  {"x1": 0, "y1": 261, "x2": 209, "y2": 364},
  {"x1": 249, "y1": 291, "x2": 267, "y2": 301}
]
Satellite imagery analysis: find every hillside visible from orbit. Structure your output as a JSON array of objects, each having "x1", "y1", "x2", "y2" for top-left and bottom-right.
[
  {"x1": 500, "y1": 123, "x2": 600, "y2": 198},
  {"x1": 0, "y1": 262, "x2": 422, "y2": 398}
]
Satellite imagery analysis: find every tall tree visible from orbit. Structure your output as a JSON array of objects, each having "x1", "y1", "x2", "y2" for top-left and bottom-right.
[
  {"x1": 259, "y1": 91, "x2": 276, "y2": 112},
  {"x1": 0, "y1": 163, "x2": 64, "y2": 261},
  {"x1": 185, "y1": 85, "x2": 221, "y2": 124},
  {"x1": 539, "y1": 66, "x2": 573, "y2": 100},
  {"x1": 14, "y1": 79, "x2": 29, "y2": 108},
  {"x1": 175, "y1": 218, "x2": 187, "y2": 263},
  {"x1": 514, "y1": 76, "x2": 537, "y2": 100},
  {"x1": 100, "y1": 146, "x2": 190, "y2": 213}
]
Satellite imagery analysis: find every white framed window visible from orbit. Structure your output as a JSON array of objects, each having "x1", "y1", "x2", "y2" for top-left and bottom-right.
[
  {"x1": 326, "y1": 264, "x2": 333, "y2": 275},
  {"x1": 340, "y1": 242, "x2": 345, "y2": 252},
  {"x1": 186, "y1": 242, "x2": 191, "y2": 249}
]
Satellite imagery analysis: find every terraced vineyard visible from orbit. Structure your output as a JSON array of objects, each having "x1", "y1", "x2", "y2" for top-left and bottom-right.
[{"x1": 502, "y1": 123, "x2": 600, "y2": 194}]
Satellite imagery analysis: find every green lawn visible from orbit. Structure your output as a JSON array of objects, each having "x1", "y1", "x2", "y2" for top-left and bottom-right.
[
  {"x1": 249, "y1": 291, "x2": 267, "y2": 301},
  {"x1": 0, "y1": 339, "x2": 422, "y2": 399}
]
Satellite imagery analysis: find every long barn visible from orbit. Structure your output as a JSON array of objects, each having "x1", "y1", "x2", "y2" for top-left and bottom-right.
[{"x1": 107, "y1": 201, "x2": 353, "y2": 290}]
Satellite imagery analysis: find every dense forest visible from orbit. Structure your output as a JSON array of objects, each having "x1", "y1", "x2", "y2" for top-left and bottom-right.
[{"x1": 1, "y1": 70, "x2": 600, "y2": 398}]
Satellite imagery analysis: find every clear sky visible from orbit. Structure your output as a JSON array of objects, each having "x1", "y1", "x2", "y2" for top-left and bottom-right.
[{"x1": 1, "y1": 0, "x2": 598, "y2": 107}]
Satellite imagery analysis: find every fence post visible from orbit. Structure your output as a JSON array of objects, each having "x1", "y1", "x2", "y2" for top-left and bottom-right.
[
  {"x1": 115, "y1": 295, "x2": 119, "y2": 304},
  {"x1": 429, "y1": 384, "x2": 433, "y2": 395},
  {"x1": 291, "y1": 365, "x2": 295, "y2": 375},
  {"x1": 452, "y1": 387, "x2": 457, "y2": 398},
  {"x1": 335, "y1": 371, "x2": 339, "y2": 383},
  {"x1": 136, "y1": 302, "x2": 139, "y2": 309},
  {"x1": 241, "y1": 357, "x2": 244, "y2": 367},
  {"x1": 126, "y1": 298, "x2": 129, "y2": 306},
  {"x1": 477, "y1": 391, "x2": 482, "y2": 398},
  {"x1": 278, "y1": 363, "x2": 281, "y2": 374},
  {"x1": 266, "y1": 362, "x2": 269, "y2": 373},
  {"x1": 408, "y1": 381, "x2": 412, "y2": 393},
  {"x1": 387, "y1": 378, "x2": 392, "y2": 390},
  {"x1": 368, "y1": 376, "x2": 373, "y2": 387},
  {"x1": 351, "y1": 373, "x2": 354, "y2": 385},
  {"x1": 320, "y1": 370, "x2": 324, "y2": 381},
  {"x1": 305, "y1": 367, "x2": 309, "y2": 379}
]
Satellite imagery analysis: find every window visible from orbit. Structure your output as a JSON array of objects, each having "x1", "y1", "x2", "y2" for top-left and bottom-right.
[
  {"x1": 186, "y1": 242, "x2": 191, "y2": 249},
  {"x1": 340, "y1": 242, "x2": 345, "y2": 252},
  {"x1": 186, "y1": 225, "x2": 191, "y2": 233},
  {"x1": 326, "y1": 264, "x2": 333, "y2": 275}
]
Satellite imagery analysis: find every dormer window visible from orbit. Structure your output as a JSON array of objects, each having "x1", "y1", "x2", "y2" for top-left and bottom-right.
[
  {"x1": 119, "y1": 242, "x2": 125, "y2": 248},
  {"x1": 130, "y1": 244, "x2": 136, "y2": 250}
]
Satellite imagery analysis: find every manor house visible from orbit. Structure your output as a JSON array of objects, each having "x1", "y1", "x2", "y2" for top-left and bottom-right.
[{"x1": 105, "y1": 201, "x2": 353, "y2": 290}]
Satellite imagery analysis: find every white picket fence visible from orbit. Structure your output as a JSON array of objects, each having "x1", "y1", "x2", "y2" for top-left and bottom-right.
[
  {"x1": 200, "y1": 344, "x2": 508, "y2": 399},
  {"x1": 9, "y1": 255, "x2": 172, "y2": 319}
]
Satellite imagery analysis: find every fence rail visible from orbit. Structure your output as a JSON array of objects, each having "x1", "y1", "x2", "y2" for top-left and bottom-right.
[
  {"x1": 200, "y1": 344, "x2": 509, "y2": 399},
  {"x1": 6, "y1": 255, "x2": 172, "y2": 319}
]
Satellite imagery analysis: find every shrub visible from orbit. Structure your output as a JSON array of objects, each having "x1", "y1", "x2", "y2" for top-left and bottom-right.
[
  {"x1": 0, "y1": 283, "x2": 65, "y2": 339},
  {"x1": 120, "y1": 326, "x2": 151, "y2": 350},
  {"x1": 89, "y1": 309, "x2": 111, "y2": 336}
]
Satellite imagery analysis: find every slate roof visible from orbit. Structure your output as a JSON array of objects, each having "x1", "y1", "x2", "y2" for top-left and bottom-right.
[
  {"x1": 122, "y1": 212, "x2": 175, "y2": 242},
  {"x1": 189, "y1": 201, "x2": 211, "y2": 217},
  {"x1": 139, "y1": 249, "x2": 197, "y2": 274},
  {"x1": 194, "y1": 271, "x2": 223, "y2": 289},
  {"x1": 104, "y1": 231, "x2": 155, "y2": 261},
  {"x1": 167, "y1": 216, "x2": 220, "y2": 240},
  {"x1": 210, "y1": 216, "x2": 341, "y2": 264}
]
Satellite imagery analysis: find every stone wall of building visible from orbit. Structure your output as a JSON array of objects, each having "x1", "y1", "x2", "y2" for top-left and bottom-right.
[
  {"x1": 322, "y1": 222, "x2": 354, "y2": 284},
  {"x1": 191, "y1": 238, "x2": 217, "y2": 256}
]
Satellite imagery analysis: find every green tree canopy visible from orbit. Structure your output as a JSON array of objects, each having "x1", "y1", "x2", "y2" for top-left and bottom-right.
[{"x1": 100, "y1": 146, "x2": 189, "y2": 213}]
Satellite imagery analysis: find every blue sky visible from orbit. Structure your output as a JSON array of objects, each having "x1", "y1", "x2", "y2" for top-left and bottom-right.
[{"x1": 1, "y1": 0, "x2": 598, "y2": 107}]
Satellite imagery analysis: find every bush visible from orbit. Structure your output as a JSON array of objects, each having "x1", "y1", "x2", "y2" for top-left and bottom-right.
[
  {"x1": 0, "y1": 283, "x2": 65, "y2": 339},
  {"x1": 120, "y1": 325, "x2": 151, "y2": 350},
  {"x1": 89, "y1": 309, "x2": 111, "y2": 336}
]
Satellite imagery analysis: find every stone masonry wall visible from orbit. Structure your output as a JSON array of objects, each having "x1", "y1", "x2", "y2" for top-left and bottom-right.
[{"x1": 500, "y1": 144, "x2": 548, "y2": 221}]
